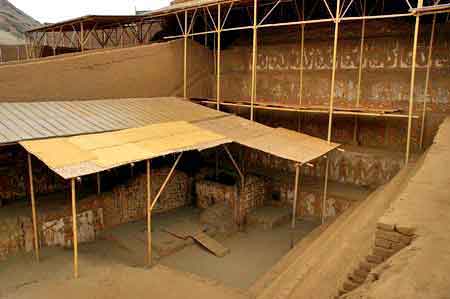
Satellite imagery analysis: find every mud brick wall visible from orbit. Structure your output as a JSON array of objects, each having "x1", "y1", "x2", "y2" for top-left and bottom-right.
[
  {"x1": 244, "y1": 146, "x2": 403, "y2": 188},
  {"x1": 102, "y1": 168, "x2": 191, "y2": 228},
  {"x1": 0, "y1": 204, "x2": 104, "y2": 260},
  {"x1": 270, "y1": 179, "x2": 352, "y2": 220},
  {"x1": 338, "y1": 219, "x2": 415, "y2": 296},
  {"x1": 195, "y1": 175, "x2": 266, "y2": 222},
  {"x1": 0, "y1": 146, "x2": 66, "y2": 205},
  {"x1": 0, "y1": 217, "x2": 24, "y2": 259},
  {"x1": 239, "y1": 175, "x2": 266, "y2": 217},
  {"x1": 195, "y1": 180, "x2": 236, "y2": 209}
]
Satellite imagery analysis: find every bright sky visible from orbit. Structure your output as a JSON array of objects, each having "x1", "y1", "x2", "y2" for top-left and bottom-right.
[{"x1": 9, "y1": 0, "x2": 171, "y2": 23}]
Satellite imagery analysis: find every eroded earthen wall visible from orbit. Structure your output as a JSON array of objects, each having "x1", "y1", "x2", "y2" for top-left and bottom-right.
[
  {"x1": 0, "y1": 39, "x2": 214, "y2": 102},
  {"x1": 0, "y1": 167, "x2": 191, "y2": 260}
]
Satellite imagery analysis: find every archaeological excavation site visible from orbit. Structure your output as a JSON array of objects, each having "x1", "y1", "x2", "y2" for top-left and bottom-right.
[{"x1": 0, "y1": 0, "x2": 449, "y2": 298}]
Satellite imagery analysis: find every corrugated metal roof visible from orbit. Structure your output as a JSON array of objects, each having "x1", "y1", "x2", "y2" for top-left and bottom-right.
[
  {"x1": 0, "y1": 97, "x2": 227, "y2": 145},
  {"x1": 17, "y1": 97, "x2": 340, "y2": 179}
]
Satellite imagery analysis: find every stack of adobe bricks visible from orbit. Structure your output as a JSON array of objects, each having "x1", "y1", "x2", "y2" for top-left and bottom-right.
[
  {"x1": 239, "y1": 175, "x2": 266, "y2": 218},
  {"x1": 102, "y1": 168, "x2": 191, "y2": 228},
  {"x1": 338, "y1": 221, "x2": 415, "y2": 296},
  {"x1": 195, "y1": 180, "x2": 236, "y2": 209},
  {"x1": 195, "y1": 174, "x2": 267, "y2": 225}
]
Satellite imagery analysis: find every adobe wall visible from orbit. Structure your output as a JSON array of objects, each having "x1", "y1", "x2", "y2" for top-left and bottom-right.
[
  {"x1": 0, "y1": 45, "x2": 26, "y2": 63},
  {"x1": 218, "y1": 21, "x2": 450, "y2": 149},
  {"x1": 0, "y1": 167, "x2": 191, "y2": 260},
  {"x1": 0, "y1": 39, "x2": 214, "y2": 102}
]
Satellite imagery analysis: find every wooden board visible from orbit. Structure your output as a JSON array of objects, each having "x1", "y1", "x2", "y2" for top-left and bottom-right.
[{"x1": 191, "y1": 232, "x2": 230, "y2": 257}]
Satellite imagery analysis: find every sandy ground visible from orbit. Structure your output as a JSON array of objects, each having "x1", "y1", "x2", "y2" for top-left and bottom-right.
[{"x1": 0, "y1": 206, "x2": 319, "y2": 299}]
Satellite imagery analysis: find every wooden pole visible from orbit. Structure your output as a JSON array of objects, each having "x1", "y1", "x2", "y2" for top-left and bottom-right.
[
  {"x1": 298, "y1": 0, "x2": 305, "y2": 132},
  {"x1": 291, "y1": 163, "x2": 301, "y2": 248},
  {"x1": 405, "y1": 0, "x2": 424, "y2": 164},
  {"x1": 250, "y1": 0, "x2": 258, "y2": 121},
  {"x1": 80, "y1": 22, "x2": 84, "y2": 52},
  {"x1": 151, "y1": 153, "x2": 183, "y2": 210},
  {"x1": 217, "y1": 3, "x2": 222, "y2": 111},
  {"x1": 184, "y1": 11, "x2": 188, "y2": 98},
  {"x1": 327, "y1": 0, "x2": 341, "y2": 144},
  {"x1": 71, "y1": 178, "x2": 79, "y2": 278},
  {"x1": 223, "y1": 145, "x2": 245, "y2": 228},
  {"x1": 96, "y1": 172, "x2": 101, "y2": 195},
  {"x1": 146, "y1": 160, "x2": 152, "y2": 267},
  {"x1": 27, "y1": 154, "x2": 40, "y2": 262},
  {"x1": 353, "y1": 0, "x2": 366, "y2": 144},
  {"x1": 321, "y1": 157, "x2": 330, "y2": 224},
  {"x1": 419, "y1": 14, "x2": 437, "y2": 150}
]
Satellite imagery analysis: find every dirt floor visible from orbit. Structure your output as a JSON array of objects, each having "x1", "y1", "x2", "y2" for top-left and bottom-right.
[{"x1": 0, "y1": 206, "x2": 320, "y2": 299}]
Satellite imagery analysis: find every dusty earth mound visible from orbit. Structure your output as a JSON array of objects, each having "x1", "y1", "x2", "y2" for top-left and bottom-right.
[{"x1": 0, "y1": 0, "x2": 40, "y2": 45}]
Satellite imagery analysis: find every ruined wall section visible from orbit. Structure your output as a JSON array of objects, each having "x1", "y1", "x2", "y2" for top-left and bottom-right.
[{"x1": 0, "y1": 168, "x2": 191, "y2": 260}]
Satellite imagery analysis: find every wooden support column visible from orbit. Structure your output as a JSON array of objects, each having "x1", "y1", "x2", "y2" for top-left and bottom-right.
[
  {"x1": 146, "y1": 160, "x2": 152, "y2": 267},
  {"x1": 297, "y1": 0, "x2": 305, "y2": 132},
  {"x1": 353, "y1": 0, "x2": 366, "y2": 144},
  {"x1": 96, "y1": 173, "x2": 101, "y2": 195},
  {"x1": 327, "y1": 0, "x2": 341, "y2": 144},
  {"x1": 71, "y1": 178, "x2": 79, "y2": 278},
  {"x1": 80, "y1": 22, "x2": 85, "y2": 52},
  {"x1": 27, "y1": 154, "x2": 40, "y2": 262},
  {"x1": 405, "y1": 0, "x2": 424, "y2": 164},
  {"x1": 217, "y1": 3, "x2": 222, "y2": 111},
  {"x1": 184, "y1": 11, "x2": 188, "y2": 98},
  {"x1": 419, "y1": 14, "x2": 437, "y2": 150},
  {"x1": 250, "y1": 0, "x2": 258, "y2": 121},
  {"x1": 291, "y1": 163, "x2": 301, "y2": 248},
  {"x1": 223, "y1": 145, "x2": 245, "y2": 228},
  {"x1": 321, "y1": 157, "x2": 330, "y2": 224}
]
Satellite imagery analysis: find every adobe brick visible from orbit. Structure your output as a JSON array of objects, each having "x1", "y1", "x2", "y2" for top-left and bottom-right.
[
  {"x1": 395, "y1": 225, "x2": 416, "y2": 236},
  {"x1": 367, "y1": 254, "x2": 384, "y2": 264},
  {"x1": 374, "y1": 237, "x2": 392, "y2": 249},
  {"x1": 343, "y1": 279, "x2": 359, "y2": 292},
  {"x1": 360, "y1": 260, "x2": 377, "y2": 272},
  {"x1": 376, "y1": 222, "x2": 395, "y2": 231},
  {"x1": 373, "y1": 246, "x2": 396, "y2": 258}
]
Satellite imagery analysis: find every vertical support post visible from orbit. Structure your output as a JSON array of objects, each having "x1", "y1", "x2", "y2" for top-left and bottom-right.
[
  {"x1": 217, "y1": 3, "x2": 222, "y2": 111},
  {"x1": 96, "y1": 172, "x2": 101, "y2": 195},
  {"x1": 321, "y1": 157, "x2": 330, "y2": 224},
  {"x1": 297, "y1": 0, "x2": 305, "y2": 132},
  {"x1": 353, "y1": 0, "x2": 366, "y2": 144},
  {"x1": 405, "y1": 0, "x2": 424, "y2": 164},
  {"x1": 184, "y1": 11, "x2": 188, "y2": 98},
  {"x1": 327, "y1": 0, "x2": 341, "y2": 144},
  {"x1": 52, "y1": 29, "x2": 56, "y2": 56},
  {"x1": 146, "y1": 160, "x2": 152, "y2": 267},
  {"x1": 27, "y1": 154, "x2": 40, "y2": 262},
  {"x1": 250, "y1": 0, "x2": 258, "y2": 121},
  {"x1": 419, "y1": 14, "x2": 436, "y2": 150},
  {"x1": 80, "y1": 22, "x2": 84, "y2": 52},
  {"x1": 291, "y1": 163, "x2": 301, "y2": 248},
  {"x1": 71, "y1": 178, "x2": 79, "y2": 278}
]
